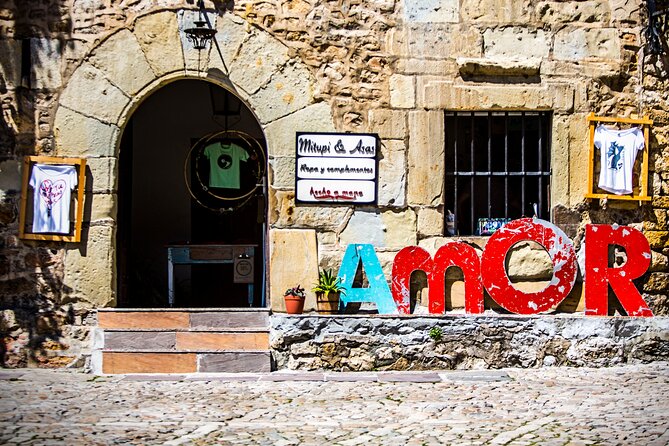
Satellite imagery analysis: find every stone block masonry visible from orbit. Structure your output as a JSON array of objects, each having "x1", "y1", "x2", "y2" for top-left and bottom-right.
[
  {"x1": 0, "y1": 0, "x2": 668, "y2": 369},
  {"x1": 271, "y1": 315, "x2": 669, "y2": 371}
]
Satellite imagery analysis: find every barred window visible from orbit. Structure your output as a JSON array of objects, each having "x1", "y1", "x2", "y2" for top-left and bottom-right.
[{"x1": 444, "y1": 111, "x2": 552, "y2": 236}]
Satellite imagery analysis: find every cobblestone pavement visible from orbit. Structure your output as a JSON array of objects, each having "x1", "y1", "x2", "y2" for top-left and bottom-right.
[{"x1": 0, "y1": 363, "x2": 667, "y2": 445}]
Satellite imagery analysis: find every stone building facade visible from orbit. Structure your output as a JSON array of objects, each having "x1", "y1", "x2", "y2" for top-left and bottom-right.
[{"x1": 0, "y1": 0, "x2": 667, "y2": 368}]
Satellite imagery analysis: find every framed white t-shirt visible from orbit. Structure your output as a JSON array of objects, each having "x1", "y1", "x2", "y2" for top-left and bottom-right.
[
  {"x1": 29, "y1": 164, "x2": 78, "y2": 233},
  {"x1": 594, "y1": 125, "x2": 644, "y2": 195}
]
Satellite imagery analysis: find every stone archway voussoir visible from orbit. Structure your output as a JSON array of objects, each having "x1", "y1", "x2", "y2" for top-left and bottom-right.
[
  {"x1": 58, "y1": 62, "x2": 130, "y2": 126},
  {"x1": 133, "y1": 11, "x2": 185, "y2": 77},
  {"x1": 54, "y1": 107, "x2": 120, "y2": 158},
  {"x1": 88, "y1": 29, "x2": 157, "y2": 98}
]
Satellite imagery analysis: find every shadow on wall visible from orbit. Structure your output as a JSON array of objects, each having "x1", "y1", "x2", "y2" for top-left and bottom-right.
[{"x1": 0, "y1": 2, "x2": 84, "y2": 368}]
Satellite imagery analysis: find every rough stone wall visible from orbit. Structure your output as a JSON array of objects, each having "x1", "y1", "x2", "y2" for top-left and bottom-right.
[
  {"x1": 0, "y1": 0, "x2": 667, "y2": 368},
  {"x1": 271, "y1": 314, "x2": 669, "y2": 370}
]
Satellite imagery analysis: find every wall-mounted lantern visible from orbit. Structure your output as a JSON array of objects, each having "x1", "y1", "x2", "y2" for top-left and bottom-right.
[{"x1": 184, "y1": 0, "x2": 217, "y2": 50}]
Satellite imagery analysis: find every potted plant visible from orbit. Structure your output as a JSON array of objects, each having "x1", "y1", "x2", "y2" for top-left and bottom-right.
[
  {"x1": 283, "y1": 284, "x2": 306, "y2": 314},
  {"x1": 312, "y1": 269, "x2": 347, "y2": 315}
]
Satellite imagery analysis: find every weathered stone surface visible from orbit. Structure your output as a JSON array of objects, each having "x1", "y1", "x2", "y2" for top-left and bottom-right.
[
  {"x1": 407, "y1": 24, "x2": 482, "y2": 58},
  {"x1": 54, "y1": 107, "x2": 120, "y2": 157},
  {"x1": 457, "y1": 57, "x2": 541, "y2": 77},
  {"x1": 537, "y1": 1, "x2": 610, "y2": 24},
  {"x1": 389, "y1": 75, "x2": 415, "y2": 109},
  {"x1": 395, "y1": 58, "x2": 459, "y2": 75},
  {"x1": 59, "y1": 62, "x2": 129, "y2": 125},
  {"x1": 460, "y1": 0, "x2": 531, "y2": 23},
  {"x1": 554, "y1": 27, "x2": 621, "y2": 61},
  {"x1": 209, "y1": 14, "x2": 249, "y2": 74},
  {"x1": 408, "y1": 110, "x2": 444, "y2": 206},
  {"x1": 190, "y1": 311, "x2": 269, "y2": 329},
  {"x1": 176, "y1": 332, "x2": 269, "y2": 350},
  {"x1": 269, "y1": 229, "x2": 319, "y2": 312},
  {"x1": 0, "y1": 38, "x2": 21, "y2": 88},
  {"x1": 377, "y1": 142, "x2": 406, "y2": 207},
  {"x1": 264, "y1": 102, "x2": 336, "y2": 158},
  {"x1": 98, "y1": 311, "x2": 189, "y2": 329},
  {"x1": 63, "y1": 225, "x2": 115, "y2": 307},
  {"x1": 368, "y1": 109, "x2": 407, "y2": 140},
  {"x1": 644, "y1": 273, "x2": 669, "y2": 293},
  {"x1": 417, "y1": 208, "x2": 443, "y2": 237},
  {"x1": 269, "y1": 188, "x2": 351, "y2": 230},
  {"x1": 89, "y1": 193, "x2": 117, "y2": 223},
  {"x1": 645, "y1": 231, "x2": 669, "y2": 250},
  {"x1": 85, "y1": 157, "x2": 118, "y2": 193},
  {"x1": 567, "y1": 114, "x2": 590, "y2": 206},
  {"x1": 104, "y1": 331, "x2": 176, "y2": 350},
  {"x1": 89, "y1": 29, "x2": 155, "y2": 97},
  {"x1": 269, "y1": 157, "x2": 295, "y2": 189},
  {"x1": 31, "y1": 38, "x2": 62, "y2": 90},
  {"x1": 252, "y1": 62, "x2": 315, "y2": 124},
  {"x1": 102, "y1": 352, "x2": 196, "y2": 374},
  {"x1": 483, "y1": 28, "x2": 550, "y2": 59},
  {"x1": 133, "y1": 11, "x2": 184, "y2": 77},
  {"x1": 609, "y1": 0, "x2": 643, "y2": 24},
  {"x1": 650, "y1": 251, "x2": 669, "y2": 273},
  {"x1": 271, "y1": 315, "x2": 669, "y2": 370},
  {"x1": 506, "y1": 242, "x2": 553, "y2": 280},
  {"x1": 229, "y1": 28, "x2": 290, "y2": 95},
  {"x1": 419, "y1": 80, "x2": 575, "y2": 112},
  {"x1": 339, "y1": 210, "x2": 417, "y2": 249},
  {"x1": 199, "y1": 352, "x2": 271, "y2": 373},
  {"x1": 403, "y1": 0, "x2": 459, "y2": 23},
  {"x1": 0, "y1": 160, "x2": 22, "y2": 193}
]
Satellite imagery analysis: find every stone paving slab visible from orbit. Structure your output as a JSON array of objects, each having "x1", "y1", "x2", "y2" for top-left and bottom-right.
[{"x1": 0, "y1": 363, "x2": 668, "y2": 445}]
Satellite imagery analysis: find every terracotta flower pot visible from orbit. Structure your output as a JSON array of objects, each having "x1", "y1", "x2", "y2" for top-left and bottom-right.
[
  {"x1": 284, "y1": 295, "x2": 305, "y2": 314},
  {"x1": 316, "y1": 291, "x2": 340, "y2": 315}
]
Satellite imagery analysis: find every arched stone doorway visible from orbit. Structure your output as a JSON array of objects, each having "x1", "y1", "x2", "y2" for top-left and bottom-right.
[
  {"x1": 116, "y1": 79, "x2": 266, "y2": 308},
  {"x1": 52, "y1": 9, "x2": 335, "y2": 309}
]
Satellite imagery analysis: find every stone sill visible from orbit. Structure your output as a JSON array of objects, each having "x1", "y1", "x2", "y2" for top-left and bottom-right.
[{"x1": 457, "y1": 57, "x2": 541, "y2": 77}]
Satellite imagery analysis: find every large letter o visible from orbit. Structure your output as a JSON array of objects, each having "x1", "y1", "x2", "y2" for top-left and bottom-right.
[{"x1": 480, "y1": 218, "x2": 577, "y2": 314}]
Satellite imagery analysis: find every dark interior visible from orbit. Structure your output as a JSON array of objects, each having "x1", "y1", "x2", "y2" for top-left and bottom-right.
[{"x1": 116, "y1": 80, "x2": 266, "y2": 308}]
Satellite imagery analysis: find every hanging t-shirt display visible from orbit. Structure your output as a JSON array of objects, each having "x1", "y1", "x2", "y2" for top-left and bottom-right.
[
  {"x1": 594, "y1": 125, "x2": 645, "y2": 195},
  {"x1": 29, "y1": 164, "x2": 78, "y2": 234},
  {"x1": 203, "y1": 142, "x2": 249, "y2": 189}
]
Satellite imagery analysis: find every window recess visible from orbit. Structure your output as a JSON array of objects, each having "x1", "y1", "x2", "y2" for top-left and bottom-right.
[{"x1": 444, "y1": 111, "x2": 552, "y2": 236}]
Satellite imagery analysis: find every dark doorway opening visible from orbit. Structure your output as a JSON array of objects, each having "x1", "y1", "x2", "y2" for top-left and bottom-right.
[{"x1": 117, "y1": 80, "x2": 266, "y2": 308}]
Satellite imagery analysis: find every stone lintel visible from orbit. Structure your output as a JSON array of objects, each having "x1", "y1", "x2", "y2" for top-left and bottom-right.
[{"x1": 418, "y1": 79, "x2": 574, "y2": 112}]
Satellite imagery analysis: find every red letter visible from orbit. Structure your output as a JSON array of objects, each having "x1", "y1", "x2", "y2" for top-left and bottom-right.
[
  {"x1": 584, "y1": 225, "x2": 653, "y2": 317},
  {"x1": 391, "y1": 244, "x2": 483, "y2": 315},
  {"x1": 481, "y1": 218, "x2": 577, "y2": 314}
]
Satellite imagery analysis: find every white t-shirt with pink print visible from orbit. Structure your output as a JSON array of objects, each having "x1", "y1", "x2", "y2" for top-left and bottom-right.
[{"x1": 29, "y1": 164, "x2": 78, "y2": 234}]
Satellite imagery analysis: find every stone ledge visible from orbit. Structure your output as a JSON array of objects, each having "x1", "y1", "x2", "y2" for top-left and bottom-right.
[
  {"x1": 270, "y1": 315, "x2": 669, "y2": 371},
  {"x1": 457, "y1": 57, "x2": 542, "y2": 77}
]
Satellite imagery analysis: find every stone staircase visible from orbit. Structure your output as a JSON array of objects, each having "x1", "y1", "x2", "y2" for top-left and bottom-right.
[{"x1": 92, "y1": 309, "x2": 271, "y2": 374}]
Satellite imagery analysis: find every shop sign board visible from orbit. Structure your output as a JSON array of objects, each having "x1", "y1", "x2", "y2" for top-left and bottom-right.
[
  {"x1": 295, "y1": 132, "x2": 378, "y2": 204},
  {"x1": 337, "y1": 218, "x2": 654, "y2": 317}
]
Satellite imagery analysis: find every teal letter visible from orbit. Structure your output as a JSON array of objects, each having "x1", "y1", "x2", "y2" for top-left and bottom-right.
[{"x1": 338, "y1": 244, "x2": 397, "y2": 314}]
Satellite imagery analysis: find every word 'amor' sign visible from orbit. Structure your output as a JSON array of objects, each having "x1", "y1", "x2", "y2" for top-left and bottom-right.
[
  {"x1": 337, "y1": 218, "x2": 654, "y2": 317},
  {"x1": 296, "y1": 132, "x2": 378, "y2": 205}
]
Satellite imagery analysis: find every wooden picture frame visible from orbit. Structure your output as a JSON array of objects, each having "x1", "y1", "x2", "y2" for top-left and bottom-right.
[
  {"x1": 585, "y1": 113, "x2": 653, "y2": 204},
  {"x1": 18, "y1": 156, "x2": 86, "y2": 242}
]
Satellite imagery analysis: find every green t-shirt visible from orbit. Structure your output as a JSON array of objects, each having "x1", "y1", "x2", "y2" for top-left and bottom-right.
[{"x1": 203, "y1": 142, "x2": 249, "y2": 189}]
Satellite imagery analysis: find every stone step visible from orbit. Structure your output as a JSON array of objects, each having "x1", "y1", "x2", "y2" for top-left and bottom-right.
[
  {"x1": 94, "y1": 309, "x2": 272, "y2": 374},
  {"x1": 100, "y1": 351, "x2": 271, "y2": 374},
  {"x1": 97, "y1": 309, "x2": 270, "y2": 330},
  {"x1": 102, "y1": 331, "x2": 270, "y2": 351}
]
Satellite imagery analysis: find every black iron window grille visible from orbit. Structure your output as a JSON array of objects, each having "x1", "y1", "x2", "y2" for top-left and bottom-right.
[{"x1": 444, "y1": 111, "x2": 552, "y2": 236}]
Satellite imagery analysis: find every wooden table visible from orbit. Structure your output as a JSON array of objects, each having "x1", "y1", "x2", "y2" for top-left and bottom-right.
[{"x1": 167, "y1": 244, "x2": 256, "y2": 307}]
